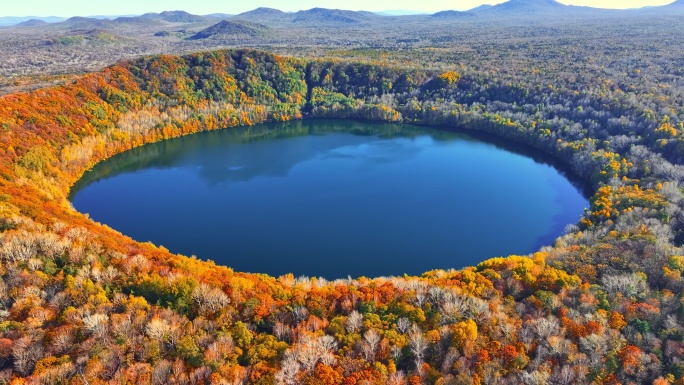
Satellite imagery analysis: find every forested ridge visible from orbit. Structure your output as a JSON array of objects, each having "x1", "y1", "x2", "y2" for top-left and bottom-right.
[{"x1": 1, "y1": 48, "x2": 684, "y2": 384}]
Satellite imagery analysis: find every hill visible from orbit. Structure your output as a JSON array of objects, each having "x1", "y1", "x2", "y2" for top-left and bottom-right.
[
  {"x1": 484, "y1": 0, "x2": 568, "y2": 15},
  {"x1": 189, "y1": 19, "x2": 268, "y2": 39},
  {"x1": 431, "y1": 10, "x2": 472, "y2": 18},
  {"x1": 664, "y1": 0, "x2": 684, "y2": 10},
  {"x1": 46, "y1": 29, "x2": 124, "y2": 46},
  {"x1": 0, "y1": 16, "x2": 64, "y2": 26},
  {"x1": 634, "y1": 0, "x2": 684, "y2": 15},
  {"x1": 59, "y1": 16, "x2": 113, "y2": 29},
  {"x1": 237, "y1": 7, "x2": 287, "y2": 19},
  {"x1": 140, "y1": 10, "x2": 206, "y2": 23},
  {"x1": 468, "y1": 4, "x2": 494, "y2": 12},
  {"x1": 15, "y1": 19, "x2": 49, "y2": 27},
  {"x1": 292, "y1": 8, "x2": 373, "y2": 24}
]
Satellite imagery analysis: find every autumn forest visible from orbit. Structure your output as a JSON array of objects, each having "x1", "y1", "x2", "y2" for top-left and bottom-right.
[{"x1": 2, "y1": 2, "x2": 684, "y2": 385}]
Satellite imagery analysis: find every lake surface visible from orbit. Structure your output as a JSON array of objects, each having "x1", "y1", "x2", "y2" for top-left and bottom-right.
[{"x1": 71, "y1": 120, "x2": 588, "y2": 279}]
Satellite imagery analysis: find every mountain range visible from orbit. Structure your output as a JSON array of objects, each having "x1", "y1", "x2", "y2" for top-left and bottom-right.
[{"x1": 1, "y1": 0, "x2": 682, "y2": 27}]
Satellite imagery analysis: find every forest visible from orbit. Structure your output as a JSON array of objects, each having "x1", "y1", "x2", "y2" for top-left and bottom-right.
[{"x1": 0, "y1": 15, "x2": 684, "y2": 384}]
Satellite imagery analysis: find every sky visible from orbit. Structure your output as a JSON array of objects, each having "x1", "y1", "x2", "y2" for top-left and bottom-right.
[{"x1": 0, "y1": 0, "x2": 676, "y2": 17}]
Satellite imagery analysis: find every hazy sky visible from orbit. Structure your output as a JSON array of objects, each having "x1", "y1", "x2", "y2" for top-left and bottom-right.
[{"x1": 1, "y1": 0, "x2": 676, "y2": 17}]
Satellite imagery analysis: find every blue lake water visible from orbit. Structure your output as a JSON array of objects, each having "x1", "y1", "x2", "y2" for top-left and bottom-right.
[{"x1": 70, "y1": 120, "x2": 589, "y2": 279}]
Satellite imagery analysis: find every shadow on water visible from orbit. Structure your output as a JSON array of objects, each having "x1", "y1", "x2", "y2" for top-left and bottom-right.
[
  {"x1": 71, "y1": 120, "x2": 397, "y2": 195},
  {"x1": 71, "y1": 119, "x2": 592, "y2": 199}
]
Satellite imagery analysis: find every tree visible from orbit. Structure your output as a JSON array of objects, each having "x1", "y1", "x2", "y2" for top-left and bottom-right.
[
  {"x1": 346, "y1": 311, "x2": 363, "y2": 334},
  {"x1": 12, "y1": 337, "x2": 45, "y2": 376},
  {"x1": 409, "y1": 327, "x2": 428, "y2": 370},
  {"x1": 192, "y1": 283, "x2": 230, "y2": 316}
]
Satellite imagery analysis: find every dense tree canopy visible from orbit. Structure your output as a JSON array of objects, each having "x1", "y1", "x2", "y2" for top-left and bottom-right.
[{"x1": 0, "y1": 48, "x2": 684, "y2": 384}]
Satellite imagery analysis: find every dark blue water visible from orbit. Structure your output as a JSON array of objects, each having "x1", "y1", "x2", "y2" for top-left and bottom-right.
[{"x1": 71, "y1": 120, "x2": 588, "y2": 279}]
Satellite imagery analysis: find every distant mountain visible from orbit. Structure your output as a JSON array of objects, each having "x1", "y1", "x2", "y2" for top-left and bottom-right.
[
  {"x1": 60, "y1": 17, "x2": 113, "y2": 29},
  {"x1": 189, "y1": 19, "x2": 268, "y2": 39},
  {"x1": 0, "y1": 16, "x2": 65, "y2": 27},
  {"x1": 480, "y1": 0, "x2": 641, "y2": 17},
  {"x1": 64, "y1": 16, "x2": 103, "y2": 23},
  {"x1": 641, "y1": 0, "x2": 684, "y2": 14},
  {"x1": 468, "y1": 4, "x2": 494, "y2": 12},
  {"x1": 16, "y1": 19, "x2": 49, "y2": 27},
  {"x1": 140, "y1": 11, "x2": 206, "y2": 23},
  {"x1": 432, "y1": 10, "x2": 473, "y2": 18},
  {"x1": 292, "y1": 8, "x2": 372, "y2": 24},
  {"x1": 484, "y1": 0, "x2": 568, "y2": 15},
  {"x1": 664, "y1": 0, "x2": 684, "y2": 8},
  {"x1": 238, "y1": 7, "x2": 287, "y2": 18}
]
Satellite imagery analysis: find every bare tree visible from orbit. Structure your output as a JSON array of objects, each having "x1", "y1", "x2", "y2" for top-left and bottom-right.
[
  {"x1": 0, "y1": 231, "x2": 37, "y2": 262},
  {"x1": 360, "y1": 329, "x2": 381, "y2": 361},
  {"x1": 387, "y1": 371, "x2": 407, "y2": 385},
  {"x1": 520, "y1": 367, "x2": 551, "y2": 385},
  {"x1": 275, "y1": 353, "x2": 301, "y2": 385},
  {"x1": 151, "y1": 360, "x2": 173, "y2": 385},
  {"x1": 409, "y1": 327, "x2": 428, "y2": 370},
  {"x1": 293, "y1": 306, "x2": 309, "y2": 324},
  {"x1": 273, "y1": 321, "x2": 291, "y2": 341},
  {"x1": 601, "y1": 274, "x2": 648, "y2": 298},
  {"x1": 441, "y1": 347, "x2": 459, "y2": 374},
  {"x1": 275, "y1": 333, "x2": 338, "y2": 383},
  {"x1": 396, "y1": 317, "x2": 410, "y2": 334},
  {"x1": 346, "y1": 310, "x2": 363, "y2": 334},
  {"x1": 50, "y1": 326, "x2": 75, "y2": 355},
  {"x1": 192, "y1": 283, "x2": 230, "y2": 315},
  {"x1": 82, "y1": 313, "x2": 109, "y2": 339},
  {"x1": 13, "y1": 336, "x2": 44, "y2": 376}
]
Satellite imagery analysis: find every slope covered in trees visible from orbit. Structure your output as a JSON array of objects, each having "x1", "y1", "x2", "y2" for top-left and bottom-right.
[
  {"x1": 1, "y1": 48, "x2": 684, "y2": 384},
  {"x1": 190, "y1": 20, "x2": 270, "y2": 40}
]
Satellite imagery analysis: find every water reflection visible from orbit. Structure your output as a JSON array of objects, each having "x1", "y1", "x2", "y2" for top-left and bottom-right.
[{"x1": 72, "y1": 121, "x2": 483, "y2": 191}]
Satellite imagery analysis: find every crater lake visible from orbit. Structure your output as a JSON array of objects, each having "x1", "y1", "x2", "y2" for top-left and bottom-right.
[{"x1": 70, "y1": 120, "x2": 589, "y2": 279}]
